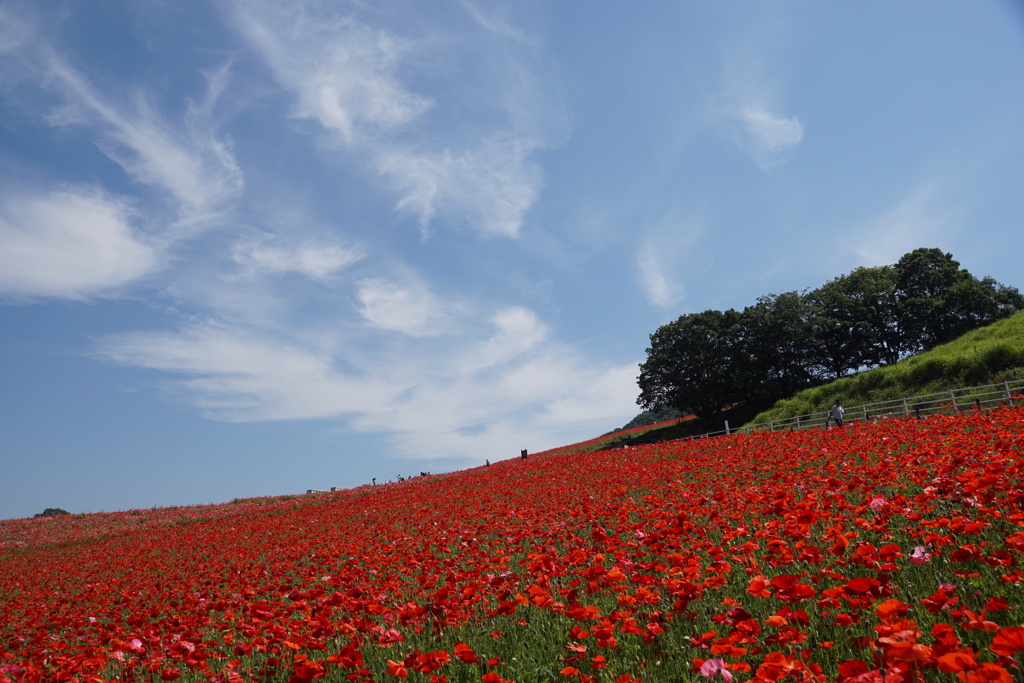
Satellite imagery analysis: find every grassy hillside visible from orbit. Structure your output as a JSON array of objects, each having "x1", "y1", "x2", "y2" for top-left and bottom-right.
[{"x1": 746, "y1": 310, "x2": 1024, "y2": 427}]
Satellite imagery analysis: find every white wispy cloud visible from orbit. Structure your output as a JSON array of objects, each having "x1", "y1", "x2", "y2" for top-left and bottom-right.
[
  {"x1": 714, "y1": 93, "x2": 803, "y2": 170},
  {"x1": 538, "y1": 363, "x2": 640, "y2": 429},
  {"x1": 459, "y1": 306, "x2": 547, "y2": 371},
  {"x1": 0, "y1": 7, "x2": 243, "y2": 236},
  {"x1": 352, "y1": 347, "x2": 639, "y2": 463},
  {"x1": 42, "y1": 58, "x2": 244, "y2": 233},
  {"x1": 224, "y1": 0, "x2": 556, "y2": 238},
  {"x1": 232, "y1": 6, "x2": 433, "y2": 144},
  {"x1": 635, "y1": 218, "x2": 707, "y2": 309},
  {"x1": 740, "y1": 105, "x2": 803, "y2": 168},
  {"x1": 97, "y1": 323, "x2": 401, "y2": 422},
  {"x1": 844, "y1": 184, "x2": 956, "y2": 265},
  {"x1": 97, "y1": 306, "x2": 640, "y2": 463},
  {"x1": 370, "y1": 360, "x2": 638, "y2": 463},
  {"x1": 232, "y1": 238, "x2": 366, "y2": 280},
  {"x1": 0, "y1": 187, "x2": 157, "y2": 301},
  {"x1": 355, "y1": 278, "x2": 450, "y2": 337},
  {"x1": 637, "y1": 240, "x2": 680, "y2": 309},
  {"x1": 713, "y1": 33, "x2": 803, "y2": 170},
  {"x1": 377, "y1": 140, "x2": 542, "y2": 238}
]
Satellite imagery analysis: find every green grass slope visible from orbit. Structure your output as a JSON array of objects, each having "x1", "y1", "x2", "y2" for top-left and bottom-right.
[{"x1": 747, "y1": 310, "x2": 1024, "y2": 427}]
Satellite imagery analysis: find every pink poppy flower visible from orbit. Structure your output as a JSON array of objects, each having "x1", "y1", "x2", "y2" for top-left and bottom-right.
[
  {"x1": 700, "y1": 658, "x2": 733, "y2": 681},
  {"x1": 909, "y1": 546, "x2": 932, "y2": 565}
]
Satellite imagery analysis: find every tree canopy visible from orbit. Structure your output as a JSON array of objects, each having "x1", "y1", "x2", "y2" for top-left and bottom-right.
[
  {"x1": 34, "y1": 507, "x2": 70, "y2": 517},
  {"x1": 637, "y1": 248, "x2": 1024, "y2": 422},
  {"x1": 637, "y1": 309, "x2": 744, "y2": 423}
]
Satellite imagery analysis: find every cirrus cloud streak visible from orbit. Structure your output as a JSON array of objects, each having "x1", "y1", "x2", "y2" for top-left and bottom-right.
[
  {"x1": 223, "y1": 0, "x2": 557, "y2": 238},
  {"x1": 97, "y1": 306, "x2": 639, "y2": 463}
]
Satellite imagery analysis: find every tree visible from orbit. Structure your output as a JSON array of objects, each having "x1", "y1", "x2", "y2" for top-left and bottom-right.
[
  {"x1": 894, "y1": 248, "x2": 972, "y2": 351},
  {"x1": 894, "y1": 248, "x2": 1024, "y2": 351},
  {"x1": 977, "y1": 276, "x2": 1024, "y2": 322},
  {"x1": 637, "y1": 309, "x2": 744, "y2": 423},
  {"x1": 738, "y1": 292, "x2": 816, "y2": 407},
  {"x1": 807, "y1": 265, "x2": 903, "y2": 376},
  {"x1": 34, "y1": 507, "x2": 70, "y2": 517}
]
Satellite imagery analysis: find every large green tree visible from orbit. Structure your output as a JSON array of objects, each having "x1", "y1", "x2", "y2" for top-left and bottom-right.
[
  {"x1": 895, "y1": 248, "x2": 1024, "y2": 351},
  {"x1": 738, "y1": 291, "x2": 816, "y2": 406},
  {"x1": 807, "y1": 265, "x2": 904, "y2": 375},
  {"x1": 637, "y1": 309, "x2": 744, "y2": 423},
  {"x1": 894, "y1": 248, "x2": 971, "y2": 351}
]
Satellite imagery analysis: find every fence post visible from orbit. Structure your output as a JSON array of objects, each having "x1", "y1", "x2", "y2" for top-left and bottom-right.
[
  {"x1": 1006, "y1": 381, "x2": 1013, "y2": 401},
  {"x1": 902, "y1": 397, "x2": 909, "y2": 416},
  {"x1": 950, "y1": 390, "x2": 957, "y2": 409},
  {"x1": 796, "y1": 415, "x2": 801, "y2": 430},
  {"x1": 725, "y1": 420, "x2": 730, "y2": 435}
]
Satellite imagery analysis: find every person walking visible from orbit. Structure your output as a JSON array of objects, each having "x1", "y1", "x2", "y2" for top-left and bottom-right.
[{"x1": 827, "y1": 399, "x2": 845, "y2": 428}]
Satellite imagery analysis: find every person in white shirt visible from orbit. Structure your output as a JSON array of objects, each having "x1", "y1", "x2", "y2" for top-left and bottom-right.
[{"x1": 827, "y1": 399, "x2": 845, "y2": 428}]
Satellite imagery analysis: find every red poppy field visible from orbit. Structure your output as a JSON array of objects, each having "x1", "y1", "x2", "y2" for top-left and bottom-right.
[{"x1": 3, "y1": 406, "x2": 1024, "y2": 683}]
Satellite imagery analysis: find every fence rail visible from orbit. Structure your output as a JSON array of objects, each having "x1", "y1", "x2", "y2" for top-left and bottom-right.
[{"x1": 682, "y1": 378, "x2": 1024, "y2": 441}]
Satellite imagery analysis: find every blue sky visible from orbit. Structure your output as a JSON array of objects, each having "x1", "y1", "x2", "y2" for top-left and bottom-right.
[{"x1": 2, "y1": 1, "x2": 1024, "y2": 520}]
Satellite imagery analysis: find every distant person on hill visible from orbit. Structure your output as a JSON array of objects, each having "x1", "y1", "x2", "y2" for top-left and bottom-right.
[{"x1": 827, "y1": 399, "x2": 845, "y2": 428}]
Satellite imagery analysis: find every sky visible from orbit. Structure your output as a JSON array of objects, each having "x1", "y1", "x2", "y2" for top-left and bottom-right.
[{"x1": 2, "y1": 1, "x2": 1024, "y2": 520}]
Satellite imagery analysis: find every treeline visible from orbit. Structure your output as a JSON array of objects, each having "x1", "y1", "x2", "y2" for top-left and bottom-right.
[{"x1": 637, "y1": 248, "x2": 1024, "y2": 423}]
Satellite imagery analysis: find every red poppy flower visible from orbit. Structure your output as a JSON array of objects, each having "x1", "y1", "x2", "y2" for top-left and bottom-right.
[
  {"x1": 958, "y1": 663, "x2": 1013, "y2": 683},
  {"x1": 990, "y1": 626, "x2": 1024, "y2": 656},
  {"x1": 385, "y1": 660, "x2": 409, "y2": 678}
]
